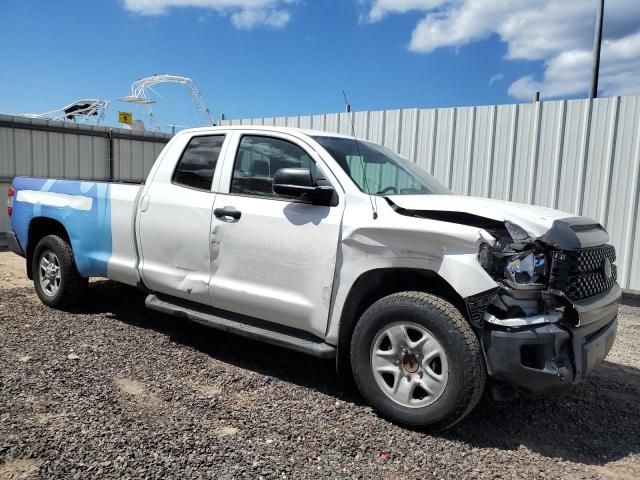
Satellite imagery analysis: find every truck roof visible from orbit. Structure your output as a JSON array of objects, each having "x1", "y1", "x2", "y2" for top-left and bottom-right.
[{"x1": 179, "y1": 125, "x2": 359, "y2": 141}]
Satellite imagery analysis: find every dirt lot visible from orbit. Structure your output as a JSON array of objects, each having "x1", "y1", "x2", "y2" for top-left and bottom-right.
[{"x1": 1, "y1": 250, "x2": 639, "y2": 479}]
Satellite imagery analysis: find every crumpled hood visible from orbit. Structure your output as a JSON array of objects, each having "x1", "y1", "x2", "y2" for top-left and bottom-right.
[{"x1": 386, "y1": 194, "x2": 577, "y2": 239}]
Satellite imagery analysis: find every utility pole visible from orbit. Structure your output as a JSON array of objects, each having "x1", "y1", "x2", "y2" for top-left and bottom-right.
[{"x1": 589, "y1": 0, "x2": 605, "y2": 99}]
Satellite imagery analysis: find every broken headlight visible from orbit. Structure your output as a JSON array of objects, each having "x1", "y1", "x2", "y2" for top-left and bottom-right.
[{"x1": 504, "y1": 251, "x2": 546, "y2": 285}]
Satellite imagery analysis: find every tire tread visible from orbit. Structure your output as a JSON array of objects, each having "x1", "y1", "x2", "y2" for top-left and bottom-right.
[
  {"x1": 351, "y1": 291, "x2": 485, "y2": 430},
  {"x1": 33, "y1": 234, "x2": 87, "y2": 309}
]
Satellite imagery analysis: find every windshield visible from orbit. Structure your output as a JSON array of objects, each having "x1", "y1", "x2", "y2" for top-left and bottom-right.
[{"x1": 313, "y1": 136, "x2": 450, "y2": 196}]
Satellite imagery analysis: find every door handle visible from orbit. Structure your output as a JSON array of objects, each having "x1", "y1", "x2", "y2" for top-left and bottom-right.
[
  {"x1": 214, "y1": 207, "x2": 242, "y2": 220},
  {"x1": 140, "y1": 195, "x2": 150, "y2": 212}
]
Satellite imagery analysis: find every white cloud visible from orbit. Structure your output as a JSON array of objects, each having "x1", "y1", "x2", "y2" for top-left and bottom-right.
[
  {"x1": 231, "y1": 7, "x2": 289, "y2": 29},
  {"x1": 488, "y1": 73, "x2": 503, "y2": 86},
  {"x1": 123, "y1": 0, "x2": 296, "y2": 29},
  {"x1": 364, "y1": 0, "x2": 452, "y2": 23},
  {"x1": 508, "y1": 31, "x2": 640, "y2": 99},
  {"x1": 363, "y1": 0, "x2": 640, "y2": 99}
]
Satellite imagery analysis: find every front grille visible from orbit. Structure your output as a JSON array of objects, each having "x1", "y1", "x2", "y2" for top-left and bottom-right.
[{"x1": 549, "y1": 245, "x2": 617, "y2": 301}]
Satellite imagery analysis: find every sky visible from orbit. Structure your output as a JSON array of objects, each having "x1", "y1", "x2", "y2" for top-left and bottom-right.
[{"x1": 1, "y1": 0, "x2": 639, "y2": 132}]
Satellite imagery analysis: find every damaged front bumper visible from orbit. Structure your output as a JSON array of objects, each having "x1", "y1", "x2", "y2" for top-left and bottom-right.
[{"x1": 481, "y1": 284, "x2": 621, "y2": 395}]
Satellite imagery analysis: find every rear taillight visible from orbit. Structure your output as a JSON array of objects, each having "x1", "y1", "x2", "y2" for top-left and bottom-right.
[{"x1": 7, "y1": 185, "x2": 14, "y2": 217}]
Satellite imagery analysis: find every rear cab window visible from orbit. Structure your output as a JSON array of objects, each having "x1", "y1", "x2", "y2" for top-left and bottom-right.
[{"x1": 172, "y1": 135, "x2": 226, "y2": 191}]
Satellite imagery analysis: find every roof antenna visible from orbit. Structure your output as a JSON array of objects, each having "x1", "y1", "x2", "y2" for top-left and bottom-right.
[{"x1": 342, "y1": 91, "x2": 378, "y2": 220}]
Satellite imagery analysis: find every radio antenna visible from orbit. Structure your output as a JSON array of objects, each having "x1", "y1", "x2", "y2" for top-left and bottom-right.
[{"x1": 342, "y1": 91, "x2": 378, "y2": 220}]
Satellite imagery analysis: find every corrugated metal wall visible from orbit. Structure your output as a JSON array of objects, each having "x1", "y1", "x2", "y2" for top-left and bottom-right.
[
  {"x1": 0, "y1": 114, "x2": 171, "y2": 243},
  {"x1": 223, "y1": 95, "x2": 640, "y2": 290}
]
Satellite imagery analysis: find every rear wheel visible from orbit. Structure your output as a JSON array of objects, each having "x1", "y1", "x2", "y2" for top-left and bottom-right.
[
  {"x1": 32, "y1": 235, "x2": 87, "y2": 308},
  {"x1": 350, "y1": 291, "x2": 485, "y2": 430}
]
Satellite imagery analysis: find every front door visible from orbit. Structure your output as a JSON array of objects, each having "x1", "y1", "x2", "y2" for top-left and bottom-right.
[
  {"x1": 209, "y1": 133, "x2": 344, "y2": 338},
  {"x1": 137, "y1": 134, "x2": 226, "y2": 305}
]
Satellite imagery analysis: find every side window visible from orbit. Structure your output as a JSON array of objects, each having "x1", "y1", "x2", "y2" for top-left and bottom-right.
[
  {"x1": 231, "y1": 135, "x2": 320, "y2": 199},
  {"x1": 172, "y1": 135, "x2": 225, "y2": 191}
]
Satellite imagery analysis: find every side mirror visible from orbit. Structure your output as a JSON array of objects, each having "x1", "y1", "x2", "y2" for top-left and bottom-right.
[{"x1": 272, "y1": 168, "x2": 336, "y2": 206}]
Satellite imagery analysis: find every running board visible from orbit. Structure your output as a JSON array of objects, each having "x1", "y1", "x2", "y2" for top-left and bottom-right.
[{"x1": 145, "y1": 294, "x2": 336, "y2": 359}]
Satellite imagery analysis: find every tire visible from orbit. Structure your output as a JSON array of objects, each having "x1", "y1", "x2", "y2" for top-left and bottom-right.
[
  {"x1": 32, "y1": 234, "x2": 88, "y2": 309},
  {"x1": 350, "y1": 291, "x2": 485, "y2": 430}
]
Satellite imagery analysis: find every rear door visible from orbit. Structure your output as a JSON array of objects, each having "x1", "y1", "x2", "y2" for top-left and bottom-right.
[
  {"x1": 137, "y1": 133, "x2": 228, "y2": 304},
  {"x1": 209, "y1": 132, "x2": 345, "y2": 338}
]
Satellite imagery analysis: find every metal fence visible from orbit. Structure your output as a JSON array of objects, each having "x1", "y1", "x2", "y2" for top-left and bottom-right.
[
  {"x1": 223, "y1": 95, "x2": 640, "y2": 290},
  {"x1": 0, "y1": 114, "x2": 171, "y2": 244}
]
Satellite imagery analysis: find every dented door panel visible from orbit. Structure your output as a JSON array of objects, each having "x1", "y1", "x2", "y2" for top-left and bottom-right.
[
  {"x1": 138, "y1": 182, "x2": 216, "y2": 305},
  {"x1": 135, "y1": 131, "x2": 231, "y2": 305},
  {"x1": 209, "y1": 194, "x2": 343, "y2": 338}
]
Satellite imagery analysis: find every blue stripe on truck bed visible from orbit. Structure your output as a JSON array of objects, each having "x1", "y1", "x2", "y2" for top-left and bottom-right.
[{"x1": 11, "y1": 177, "x2": 113, "y2": 278}]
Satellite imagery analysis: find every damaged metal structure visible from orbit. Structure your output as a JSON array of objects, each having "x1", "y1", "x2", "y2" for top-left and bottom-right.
[
  {"x1": 385, "y1": 196, "x2": 619, "y2": 397},
  {"x1": 7, "y1": 126, "x2": 620, "y2": 429}
]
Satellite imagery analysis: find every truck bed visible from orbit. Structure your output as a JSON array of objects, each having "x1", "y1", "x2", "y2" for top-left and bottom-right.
[{"x1": 11, "y1": 177, "x2": 142, "y2": 285}]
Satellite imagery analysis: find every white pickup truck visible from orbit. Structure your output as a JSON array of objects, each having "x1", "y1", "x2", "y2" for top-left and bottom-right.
[{"x1": 7, "y1": 126, "x2": 620, "y2": 429}]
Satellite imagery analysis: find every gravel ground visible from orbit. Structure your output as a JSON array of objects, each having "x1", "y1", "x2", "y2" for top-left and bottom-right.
[{"x1": 1, "y1": 250, "x2": 640, "y2": 479}]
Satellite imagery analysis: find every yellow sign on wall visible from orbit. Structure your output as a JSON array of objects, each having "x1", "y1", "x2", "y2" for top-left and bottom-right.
[{"x1": 118, "y1": 111, "x2": 133, "y2": 125}]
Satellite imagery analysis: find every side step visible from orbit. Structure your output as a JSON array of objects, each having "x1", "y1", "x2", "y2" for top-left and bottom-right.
[{"x1": 145, "y1": 294, "x2": 336, "y2": 359}]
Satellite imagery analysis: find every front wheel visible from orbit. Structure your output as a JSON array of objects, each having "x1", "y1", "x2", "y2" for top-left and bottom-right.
[
  {"x1": 350, "y1": 292, "x2": 486, "y2": 430},
  {"x1": 32, "y1": 235, "x2": 87, "y2": 309}
]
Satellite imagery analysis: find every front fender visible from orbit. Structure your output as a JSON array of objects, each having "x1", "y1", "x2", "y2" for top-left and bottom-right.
[{"x1": 324, "y1": 223, "x2": 498, "y2": 345}]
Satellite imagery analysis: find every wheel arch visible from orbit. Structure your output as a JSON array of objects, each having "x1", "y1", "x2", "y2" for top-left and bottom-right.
[
  {"x1": 26, "y1": 217, "x2": 71, "y2": 279},
  {"x1": 335, "y1": 267, "x2": 468, "y2": 374}
]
